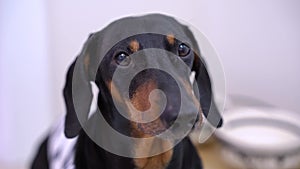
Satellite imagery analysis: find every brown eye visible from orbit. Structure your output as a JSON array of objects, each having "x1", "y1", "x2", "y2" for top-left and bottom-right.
[
  {"x1": 115, "y1": 52, "x2": 131, "y2": 66},
  {"x1": 178, "y1": 43, "x2": 190, "y2": 57}
]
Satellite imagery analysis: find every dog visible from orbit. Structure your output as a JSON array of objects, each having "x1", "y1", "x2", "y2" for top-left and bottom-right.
[{"x1": 31, "y1": 13, "x2": 223, "y2": 169}]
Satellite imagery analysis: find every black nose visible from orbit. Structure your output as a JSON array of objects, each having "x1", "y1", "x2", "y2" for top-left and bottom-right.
[
  {"x1": 165, "y1": 105, "x2": 174, "y2": 112},
  {"x1": 161, "y1": 106, "x2": 177, "y2": 124}
]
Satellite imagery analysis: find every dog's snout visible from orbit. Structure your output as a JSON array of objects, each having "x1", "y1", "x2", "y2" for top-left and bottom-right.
[
  {"x1": 165, "y1": 105, "x2": 176, "y2": 114},
  {"x1": 162, "y1": 107, "x2": 178, "y2": 124}
]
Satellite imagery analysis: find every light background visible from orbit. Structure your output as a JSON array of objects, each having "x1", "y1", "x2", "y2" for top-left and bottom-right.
[{"x1": 0, "y1": 0, "x2": 299, "y2": 168}]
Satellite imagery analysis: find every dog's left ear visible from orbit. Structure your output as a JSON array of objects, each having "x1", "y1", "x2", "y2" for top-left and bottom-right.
[
  {"x1": 182, "y1": 25, "x2": 223, "y2": 128},
  {"x1": 63, "y1": 33, "x2": 96, "y2": 138},
  {"x1": 192, "y1": 55, "x2": 223, "y2": 128}
]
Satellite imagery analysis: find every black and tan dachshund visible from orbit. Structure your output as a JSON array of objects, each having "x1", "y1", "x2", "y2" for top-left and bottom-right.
[{"x1": 31, "y1": 14, "x2": 222, "y2": 169}]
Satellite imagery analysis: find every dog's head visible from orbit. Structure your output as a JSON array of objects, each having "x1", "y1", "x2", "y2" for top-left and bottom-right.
[{"x1": 63, "y1": 14, "x2": 222, "y2": 140}]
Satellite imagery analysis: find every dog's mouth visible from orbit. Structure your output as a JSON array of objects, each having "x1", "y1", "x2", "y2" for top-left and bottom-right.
[
  {"x1": 136, "y1": 120, "x2": 167, "y2": 136},
  {"x1": 131, "y1": 112, "x2": 200, "y2": 138}
]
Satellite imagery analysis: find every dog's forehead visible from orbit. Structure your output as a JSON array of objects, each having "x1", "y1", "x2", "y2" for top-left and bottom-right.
[
  {"x1": 96, "y1": 14, "x2": 192, "y2": 53},
  {"x1": 103, "y1": 14, "x2": 187, "y2": 40},
  {"x1": 89, "y1": 14, "x2": 195, "y2": 79}
]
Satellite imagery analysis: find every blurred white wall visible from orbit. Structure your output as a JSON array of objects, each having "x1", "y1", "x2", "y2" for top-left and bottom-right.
[
  {"x1": 0, "y1": 0, "x2": 52, "y2": 168},
  {"x1": 0, "y1": 0, "x2": 299, "y2": 168}
]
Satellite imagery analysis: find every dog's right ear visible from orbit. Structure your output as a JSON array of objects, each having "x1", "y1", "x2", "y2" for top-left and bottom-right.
[
  {"x1": 181, "y1": 25, "x2": 223, "y2": 128},
  {"x1": 63, "y1": 34, "x2": 96, "y2": 138}
]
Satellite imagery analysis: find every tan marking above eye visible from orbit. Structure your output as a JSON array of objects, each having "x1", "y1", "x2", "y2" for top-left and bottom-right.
[
  {"x1": 166, "y1": 34, "x2": 175, "y2": 45},
  {"x1": 129, "y1": 40, "x2": 140, "y2": 52}
]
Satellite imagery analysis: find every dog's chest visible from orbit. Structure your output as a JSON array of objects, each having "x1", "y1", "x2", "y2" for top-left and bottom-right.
[{"x1": 47, "y1": 118, "x2": 77, "y2": 169}]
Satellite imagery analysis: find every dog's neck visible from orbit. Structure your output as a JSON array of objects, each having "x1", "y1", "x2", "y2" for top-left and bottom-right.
[
  {"x1": 74, "y1": 130, "x2": 202, "y2": 169},
  {"x1": 132, "y1": 139, "x2": 174, "y2": 169}
]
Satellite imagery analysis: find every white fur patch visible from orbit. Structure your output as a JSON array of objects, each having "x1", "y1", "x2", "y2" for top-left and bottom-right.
[{"x1": 47, "y1": 117, "x2": 78, "y2": 169}]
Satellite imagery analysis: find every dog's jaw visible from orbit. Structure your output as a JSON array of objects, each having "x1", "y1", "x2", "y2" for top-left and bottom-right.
[
  {"x1": 133, "y1": 138, "x2": 174, "y2": 169},
  {"x1": 128, "y1": 79, "x2": 174, "y2": 169}
]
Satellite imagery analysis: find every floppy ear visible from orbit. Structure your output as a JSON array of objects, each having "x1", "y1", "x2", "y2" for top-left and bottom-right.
[
  {"x1": 192, "y1": 55, "x2": 223, "y2": 128},
  {"x1": 181, "y1": 25, "x2": 223, "y2": 128},
  {"x1": 63, "y1": 34, "x2": 96, "y2": 138}
]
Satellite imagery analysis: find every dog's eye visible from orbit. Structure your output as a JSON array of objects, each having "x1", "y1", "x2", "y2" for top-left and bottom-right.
[
  {"x1": 178, "y1": 43, "x2": 190, "y2": 57},
  {"x1": 115, "y1": 52, "x2": 131, "y2": 66}
]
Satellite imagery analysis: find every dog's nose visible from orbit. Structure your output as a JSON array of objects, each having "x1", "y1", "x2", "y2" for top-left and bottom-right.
[
  {"x1": 165, "y1": 105, "x2": 175, "y2": 114},
  {"x1": 162, "y1": 103, "x2": 183, "y2": 122},
  {"x1": 161, "y1": 108, "x2": 178, "y2": 124}
]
